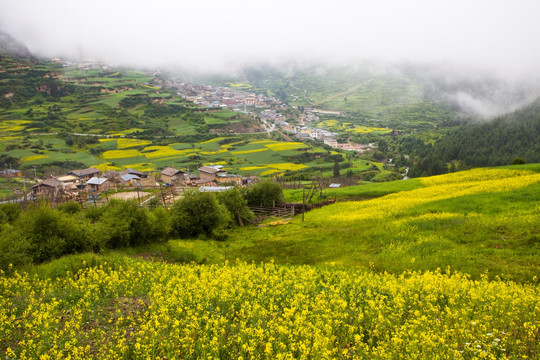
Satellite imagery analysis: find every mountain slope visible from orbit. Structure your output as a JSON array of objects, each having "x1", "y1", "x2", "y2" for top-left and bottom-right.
[
  {"x1": 404, "y1": 99, "x2": 540, "y2": 176},
  {"x1": 0, "y1": 30, "x2": 33, "y2": 60}
]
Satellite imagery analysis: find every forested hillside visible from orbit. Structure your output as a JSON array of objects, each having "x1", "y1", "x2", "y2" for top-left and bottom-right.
[{"x1": 404, "y1": 99, "x2": 540, "y2": 176}]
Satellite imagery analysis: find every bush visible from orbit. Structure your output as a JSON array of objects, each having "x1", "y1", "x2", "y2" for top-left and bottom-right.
[
  {"x1": 0, "y1": 203, "x2": 22, "y2": 224},
  {"x1": 246, "y1": 180, "x2": 285, "y2": 207},
  {"x1": 99, "y1": 200, "x2": 156, "y2": 248},
  {"x1": 171, "y1": 191, "x2": 231, "y2": 238},
  {"x1": 217, "y1": 188, "x2": 254, "y2": 226},
  {"x1": 149, "y1": 207, "x2": 172, "y2": 242},
  {"x1": 15, "y1": 204, "x2": 96, "y2": 264},
  {"x1": 0, "y1": 224, "x2": 31, "y2": 272},
  {"x1": 57, "y1": 201, "x2": 82, "y2": 215}
]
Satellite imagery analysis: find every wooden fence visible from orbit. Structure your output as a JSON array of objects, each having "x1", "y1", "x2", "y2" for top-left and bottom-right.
[{"x1": 248, "y1": 205, "x2": 295, "y2": 221}]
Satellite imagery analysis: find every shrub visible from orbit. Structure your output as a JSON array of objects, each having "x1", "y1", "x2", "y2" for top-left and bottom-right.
[
  {"x1": 56, "y1": 201, "x2": 82, "y2": 215},
  {"x1": 15, "y1": 204, "x2": 95, "y2": 264},
  {"x1": 99, "y1": 200, "x2": 155, "y2": 248},
  {"x1": 171, "y1": 191, "x2": 231, "y2": 238},
  {"x1": 246, "y1": 180, "x2": 285, "y2": 207},
  {"x1": 0, "y1": 203, "x2": 22, "y2": 224},
  {"x1": 0, "y1": 224, "x2": 31, "y2": 272},
  {"x1": 217, "y1": 188, "x2": 254, "y2": 226},
  {"x1": 149, "y1": 207, "x2": 172, "y2": 242}
]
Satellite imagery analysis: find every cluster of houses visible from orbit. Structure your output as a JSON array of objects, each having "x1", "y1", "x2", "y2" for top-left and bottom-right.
[
  {"x1": 0, "y1": 169, "x2": 22, "y2": 178},
  {"x1": 29, "y1": 165, "x2": 259, "y2": 199},
  {"x1": 171, "y1": 83, "x2": 282, "y2": 112},
  {"x1": 259, "y1": 109, "x2": 286, "y2": 122}
]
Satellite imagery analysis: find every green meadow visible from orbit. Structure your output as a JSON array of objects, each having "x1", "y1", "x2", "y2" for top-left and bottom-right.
[{"x1": 162, "y1": 165, "x2": 540, "y2": 283}]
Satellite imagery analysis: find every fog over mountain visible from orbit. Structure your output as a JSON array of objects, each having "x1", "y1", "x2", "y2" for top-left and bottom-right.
[{"x1": 1, "y1": 0, "x2": 540, "y2": 117}]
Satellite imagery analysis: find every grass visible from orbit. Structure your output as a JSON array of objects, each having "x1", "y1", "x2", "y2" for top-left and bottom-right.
[
  {"x1": 164, "y1": 166, "x2": 540, "y2": 283},
  {"x1": 284, "y1": 178, "x2": 423, "y2": 202}
]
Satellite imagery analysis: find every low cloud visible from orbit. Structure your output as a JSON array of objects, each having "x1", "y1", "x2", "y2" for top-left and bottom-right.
[
  {"x1": 1, "y1": 0, "x2": 540, "y2": 78},
  {"x1": 2, "y1": 0, "x2": 540, "y2": 117}
]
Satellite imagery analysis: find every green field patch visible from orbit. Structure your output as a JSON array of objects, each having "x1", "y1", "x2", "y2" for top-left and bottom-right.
[
  {"x1": 204, "y1": 116, "x2": 227, "y2": 125},
  {"x1": 95, "y1": 139, "x2": 118, "y2": 150},
  {"x1": 231, "y1": 148, "x2": 269, "y2": 155},
  {"x1": 249, "y1": 139, "x2": 275, "y2": 145},
  {"x1": 169, "y1": 143, "x2": 194, "y2": 150},
  {"x1": 167, "y1": 118, "x2": 197, "y2": 135},
  {"x1": 284, "y1": 178, "x2": 424, "y2": 202},
  {"x1": 211, "y1": 109, "x2": 237, "y2": 119}
]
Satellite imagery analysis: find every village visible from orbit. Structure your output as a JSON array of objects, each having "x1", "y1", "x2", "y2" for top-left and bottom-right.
[
  {"x1": 61, "y1": 57, "x2": 379, "y2": 155},
  {"x1": 160, "y1": 78, "x2": 378, "y2": 154},
  {"x1": 1, "y1": 164, "x2": 259, "y2": 206}
]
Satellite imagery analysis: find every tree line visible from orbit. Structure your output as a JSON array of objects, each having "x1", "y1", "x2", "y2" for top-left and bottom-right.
[{"x1": 402, "y1": 99, "x2": 540, "y2": 177}]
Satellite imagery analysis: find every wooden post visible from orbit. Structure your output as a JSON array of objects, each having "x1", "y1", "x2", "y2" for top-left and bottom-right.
[
  {"x1": 160, "y1": 184, "x2": 167, "y2": 208},
  {"x1": 302, "y1": 187, "x2": 305, "y2": 222}
]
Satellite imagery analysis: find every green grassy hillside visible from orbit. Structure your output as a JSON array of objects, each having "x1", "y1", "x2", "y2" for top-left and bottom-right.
[
  {"x1": 239, "y1": 65, "x2": 458, "y2": 130},
  {"x1": 168, "y1": 165, "x2": 540, "y2": 282}
]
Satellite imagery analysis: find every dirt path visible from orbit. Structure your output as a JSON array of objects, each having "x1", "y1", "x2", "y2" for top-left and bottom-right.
[
  {"x1": 313, "y1": 79, "x2": 373, "y2": 106},
  {"x1": 110, "y1": 191, "x2": 150, "y2": 200},
  {"x1": 276, "y1": 129, "x2": 292, "y2": 142},
  {"x1": 289, "y1": 82, "x2": 313, "y2": 106}
]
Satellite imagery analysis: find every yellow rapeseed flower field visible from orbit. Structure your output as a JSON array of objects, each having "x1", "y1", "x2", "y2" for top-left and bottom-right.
[
  {"x1": 1, "y1": 260, "x2": 538, "y2": 359},
  {"x1": 325, "y1": 169, "x2": 540, "y2": 224},
  {"x1": 265, "y1": 142, "x2": 308, "y2": 151},
  {"x1": 0, "y1": 120, "x2": 31, "y2": 133},
  {"x1": 142, "y1": 146, "x2": 196, "y2": 159},
  {"x1": 117, "y1": 138, "x2": 152, "y2": 149},
  {"x1": 102, "y1": 149, "x2": 143, "y2": 160},
  {"x1": 200, "y1": 137, "x2": 226, "y2": 144},
  {"x1": 20, "y1": 155, "x2": 50, "y2": 162}
]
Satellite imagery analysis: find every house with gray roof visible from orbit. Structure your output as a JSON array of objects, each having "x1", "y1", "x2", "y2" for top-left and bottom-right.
[
  {"x1": 161, "y1": 167, "x2": 185, "y2": 184},
  {"x1": 198, "y1": 165, "x2": 225, "y2": 182},
  {"x1": 86, "y1": 177, "x2": 113, "y2": 192},
  {"x1": 68, "y1": 167, "x2": 100, "y2": 181}
]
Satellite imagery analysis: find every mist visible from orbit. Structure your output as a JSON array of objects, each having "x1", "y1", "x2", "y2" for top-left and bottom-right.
[{"x1": 2, "y1": 0, "x2": 540, "y2": 117}]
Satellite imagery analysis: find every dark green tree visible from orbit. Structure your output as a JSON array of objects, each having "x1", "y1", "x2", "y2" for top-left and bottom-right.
[
  {"x1": 171, "y1": 191, "x2": 231, "y2": 238},
  {"x1": 333, "y1": 161, "x2": 340, "y2": 178},
  {"x1": 246, "y1": 180, "x2": 285, "y2": 207},
  {"x1": 217, "y1": 188, "x2": 254, "y2": 226}
]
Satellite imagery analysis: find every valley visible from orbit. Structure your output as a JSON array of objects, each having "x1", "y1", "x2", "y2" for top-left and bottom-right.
[{"x1": 1, "y1": 27, "x2": 539, "y2": 359}]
